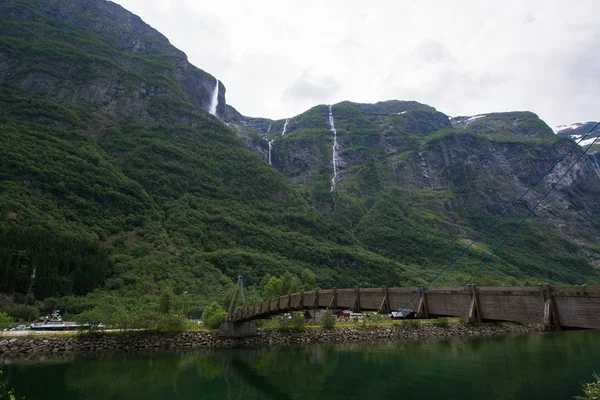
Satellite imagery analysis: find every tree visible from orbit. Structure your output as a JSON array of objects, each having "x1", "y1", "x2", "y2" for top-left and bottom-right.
[
  {"x1": 321, "y1": 310, "x2": 336, "y2": 329},
  {"x1": 159, "y1": 291, "x2": 172, "y2": 314},
  {"x1": 301, "y1": 269, "x2": 317, "y2": 290},
  {"x1": 263, "y1": 272, "x2": 302, "y2": 298},
  {"x1": 281, "y1": 272, "x2": 301, "y2": 295},
  {"x1": 263, "y1": 275, "x2": 283, "y2": 299},
  {"x1": 291, "y1": 312, "x2": 306, "y2": 331},
  {"x1": 0, "y1": 313, "x2": 13, "y2": 329},
  {"x1": 74, "y1": 306, "x2": 107, "y2": 332},
  {"x1": 203, "y1": 302, "x2": 226, "y2": 330},
  {"x1": 6, "y1": 305, "x2": 39, "y2": 322}
]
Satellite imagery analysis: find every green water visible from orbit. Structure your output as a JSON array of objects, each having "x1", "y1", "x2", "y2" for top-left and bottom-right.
[{"x1": 2, "y1": 331, "x2": 600, "y2": 399}]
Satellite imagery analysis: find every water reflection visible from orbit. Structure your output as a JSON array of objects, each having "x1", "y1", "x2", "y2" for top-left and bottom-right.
[{"x1": 2, "y1": 331, "x2": 600, "y2": 400}]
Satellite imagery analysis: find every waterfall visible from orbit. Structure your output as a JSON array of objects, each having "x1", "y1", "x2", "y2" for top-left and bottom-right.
[
  {"x1": 267, "y1": 123, "x2": 272, "y2": 135},
  {"x1": 28, "y1": 266, "x2": 36, "y2": 294},
  {"x1": 209, "y1": 78, "x2": 219, "y2": 116},
  {"x1": 328, "y1": 104, "x2": 339, "y2": 191},
  {"x1": 268, "y1": 140, "x2": 273, "y2": 166},
  {"x1": 281, "y1": 119, "x2": 289, "y2": 136}
]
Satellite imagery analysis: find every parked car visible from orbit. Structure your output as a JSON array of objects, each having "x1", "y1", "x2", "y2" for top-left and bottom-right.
[
  {"x1": 388, "y1": 308, "x2": 415, "y2": 319},
  {"x1": 9, "y1": 325, "x2": 27, "y2": 331}
]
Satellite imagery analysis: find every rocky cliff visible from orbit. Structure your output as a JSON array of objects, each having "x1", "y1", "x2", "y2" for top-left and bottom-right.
[{"x1": 1, "y1": 0, "x2": 228, "y2": 126}]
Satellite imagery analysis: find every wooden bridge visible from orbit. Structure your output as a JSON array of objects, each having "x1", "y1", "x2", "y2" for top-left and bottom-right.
[{"x1": 219, "y1": 279, "x2": 600, "y2": 336}]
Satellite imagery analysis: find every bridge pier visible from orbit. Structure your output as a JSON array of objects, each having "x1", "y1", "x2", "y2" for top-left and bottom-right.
[{"x1": 217, "y1": 321, "x2": 258, "y2": 338}]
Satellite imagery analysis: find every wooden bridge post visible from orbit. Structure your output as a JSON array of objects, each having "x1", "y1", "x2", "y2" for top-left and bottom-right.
[
  {"x1": 379, "y1": 286, "x2": 390, "y2": 313},
  {"x1": 328, "y1": 288, "x2": 337, "y2": 309},
  {"x1": 352, "y1": 287, "x2": 361, "y2": 312},
  {"x1": 241, "y1": 280, "x2": 249, "y2": 317},
  {"x1": 298, "y1": 290, "x2": 304, "y2": 309},
  {"x1": 540, "y1": 284, "x2": 561, "y2": 331},
  {"x1": 417, "y1": 286, "x2": 429, "y2": 318},
  {"x1": 312, "y1": 289, "x2": 319, "y2": 320},
  {"x1": 227, "y1": 276, "x2": 242, "y2": 322},
  {"x1": 468, "y1": 284, "x2": 482, "y2": 324},
  {"x1": 333, "y1": 287, "x2": 337, "y2": 309}
]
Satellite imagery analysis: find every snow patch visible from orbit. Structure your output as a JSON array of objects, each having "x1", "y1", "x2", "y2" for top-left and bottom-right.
[
  {"x1": 579, "y1": 137, "x2": 599, "y2": 147},
  {"x1": 553, "y1": 123, "x2": 582, "y2": 133},
  {"x1": 467, "y1": 114, "x2": 486, "y2": 122}
]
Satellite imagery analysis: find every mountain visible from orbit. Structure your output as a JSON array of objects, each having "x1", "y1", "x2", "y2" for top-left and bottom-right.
[
  {"x1": 229, "y1": 105, "x2": 600, "y2": 285},
  {"x1": 554, "y1": 122, "x2": 600, "y2": 138},
  {"x1": 1, "y1": 0, "x2": 599, "y2": 316},
  {"x1": 553, "y1": 121, "x2": 600, "y2": 179}
]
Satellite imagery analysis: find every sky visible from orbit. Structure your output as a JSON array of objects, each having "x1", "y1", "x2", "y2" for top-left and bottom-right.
[{"x1": 113, "y1": 0, "x2": 599, "y2": 127}]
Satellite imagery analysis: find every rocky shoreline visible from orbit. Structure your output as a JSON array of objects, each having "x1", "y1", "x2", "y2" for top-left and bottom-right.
[{"x1": 0, "y1": 322, "x2": 540, "y2": 359}]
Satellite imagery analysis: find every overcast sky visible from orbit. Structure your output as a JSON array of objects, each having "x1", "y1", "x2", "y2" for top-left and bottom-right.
[{"x1": 113, "y1": 0, "x2": 599, "y2": 127}]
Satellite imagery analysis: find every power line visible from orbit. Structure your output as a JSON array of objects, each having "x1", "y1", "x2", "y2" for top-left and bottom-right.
[
  {"x1": 464, "y1": 131, "x2": 600, "y2": 285},
  {"x1": 396, "y1": 121, "x2": 600, "y2": 312}
]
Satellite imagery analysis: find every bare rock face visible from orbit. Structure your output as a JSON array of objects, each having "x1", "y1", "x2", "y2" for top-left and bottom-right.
[{"x1": 1, "y1": 0, "x2": 227, "y2": 125}]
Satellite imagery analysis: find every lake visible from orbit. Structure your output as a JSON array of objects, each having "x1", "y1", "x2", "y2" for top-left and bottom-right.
[{"x1": 2, "y1": 330, "x2": 599, "y2": 399}]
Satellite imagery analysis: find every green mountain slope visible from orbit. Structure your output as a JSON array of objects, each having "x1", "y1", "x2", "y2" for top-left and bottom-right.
[
  {"x1": 231, "y1": 102, "x2": 600, "y2": 286},
  {"x1": 0, "y1": 0, "x2": 425, "y2": 314},
  {"x1": 1, "y1": 0, "x2": 599, "y2": 319}
]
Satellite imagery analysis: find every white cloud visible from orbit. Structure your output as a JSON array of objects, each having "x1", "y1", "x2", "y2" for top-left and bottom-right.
[
  {"x1": 113, "y1": 0, "x2": 600, "y2": 126},
  {"x1": 282, "y1": 70, "x2": 340, "y2": 110}
]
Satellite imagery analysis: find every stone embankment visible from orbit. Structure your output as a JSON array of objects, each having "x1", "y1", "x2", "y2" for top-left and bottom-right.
[{"x1": 0, "y1": 322, "x2": 539, "y2": 358}]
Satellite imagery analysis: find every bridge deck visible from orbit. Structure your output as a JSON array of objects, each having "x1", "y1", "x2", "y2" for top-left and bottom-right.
[{"x1": 230, "y1": 285, "x2": 600, "y2": 330}]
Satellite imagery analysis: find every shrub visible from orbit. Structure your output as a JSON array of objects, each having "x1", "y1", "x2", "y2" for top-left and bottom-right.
[
  {"x1": 0, "y1": 367, "x2": 19, "y2": 400},
  {"x1": 74, "y1": 307, "x2": 107, "y2": 332},
  {"x1": 291, "y1": 312, "x2": 306, "y2": 331},
  {"x1": 204, "y1": 302, "x2": 227, "y2": 330},
  {"x1": 153, "y1": 314, "x2": 187, "y2": 332},
  {"x1": 575, "y1": 373, "x2": 600, "y2": 400},
  {"x1": 366, "y1": 313, "x2": 386, "y2": 325},
  {"x1": 321, "y1": 310, "x2": 336, "y2": 329},
  {"x1": 274, "y1": 312, "x2": 306, "y2": 331},
  {"x1": 434, "y1": 317, "x2": 450, "y2": 327},
  {"x1": 0, "y1": 313, "x2": 13, "y2": 329},
  {"x1": 404, "y1": 319, "x2": 421, "y2": 329},
  {"x1": 5, "y1": 304, "x2": 39, "y2": 322}
]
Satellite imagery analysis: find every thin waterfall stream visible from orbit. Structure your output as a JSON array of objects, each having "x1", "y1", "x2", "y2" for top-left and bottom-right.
[
  {"x1": 281, "y1": 119, "x2": 289, "y2": 135},
  {"x1": 209, "y1": 78, "x2": 219, "y2": 116},
  {"x1": 328, "y1": 105, "x2": 339, "y2": 191}
]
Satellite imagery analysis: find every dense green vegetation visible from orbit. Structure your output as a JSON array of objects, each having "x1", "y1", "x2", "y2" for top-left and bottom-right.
[
  {"x1": 1, "y1": 0, "x2": 599, "y2": 324},
  {"x1": 262, "y1": 100, "x2": 600, "y2": 288},
  {"x1": 0, "y1": 1, "x2": 426, "y2": 319}
]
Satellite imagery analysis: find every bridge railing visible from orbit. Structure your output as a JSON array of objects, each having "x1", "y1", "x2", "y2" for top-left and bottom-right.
[{"x1": 229, "y1": 285, "x2": 600, "y2": 330}]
